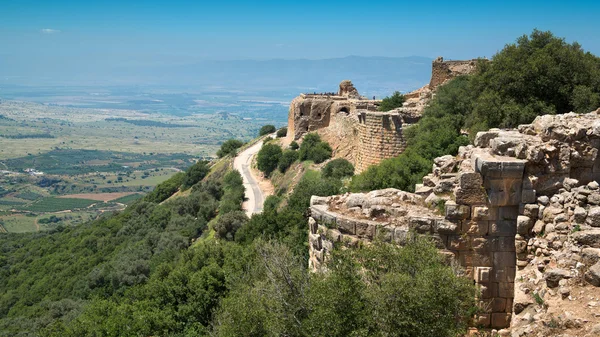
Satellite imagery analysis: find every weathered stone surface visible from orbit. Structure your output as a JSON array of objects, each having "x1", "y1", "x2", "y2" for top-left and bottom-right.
[
  {"x1": 586, "y1": 206, "x2": 600, "y2": 227},
  {"x1": 544, "y1": 269, "x2": 571, "y2": 288},
  {"x1": 516, "y1": 216, "x2": 531, "y2": 235},
  {"x1": 445, "y1": 201, "x2": 470, "y2": 220},
  {"x1": 455, "y1": 187, "x2": 487, "y2": 205},
  {"x1": 572, "y1": 229, "x2": 600, "y2": 248},
  {"x1": 584, "y1": 262, "x2": 600, "y2": 287}
]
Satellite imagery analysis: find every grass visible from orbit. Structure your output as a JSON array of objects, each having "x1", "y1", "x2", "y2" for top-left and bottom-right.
[
  {"x1": 0, "y1": 215, "x2": 38, "y2": 233},
  {"x1": 19, "y1": 197, "x2": 98, "y2": 212}
]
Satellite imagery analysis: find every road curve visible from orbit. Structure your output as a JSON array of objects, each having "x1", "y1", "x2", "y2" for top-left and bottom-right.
[{"x1": 233, "y1": 136, "x2": 271, "y2": 217}]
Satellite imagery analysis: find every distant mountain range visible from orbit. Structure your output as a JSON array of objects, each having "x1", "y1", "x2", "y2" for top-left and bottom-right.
[{"x1": 1, "y1": 56, "x2": 434, "y2": 96}]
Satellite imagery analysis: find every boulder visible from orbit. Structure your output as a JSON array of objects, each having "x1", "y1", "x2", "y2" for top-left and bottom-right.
[
  {"x1": 586, "y1": 206, "x2": 600, "y2": 227},
  {"x1": 584, "y1": 262, "x2": 600, "y2": 287},
  {"x1": 544, "y1": 268, "x2": 570, "y2": 288},
  {"x1": 572, "y1": 229, "x2": 600, "y2": 248}
]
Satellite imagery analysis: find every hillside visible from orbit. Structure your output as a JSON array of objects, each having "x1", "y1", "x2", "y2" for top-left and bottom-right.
[{"x1": 1, "y1": 29, "x2": 600, "y2": 337}]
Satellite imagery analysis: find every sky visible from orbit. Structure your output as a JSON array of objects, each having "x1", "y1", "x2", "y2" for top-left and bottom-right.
[{"x1": 1, "y1": 0, "x2": 599, "y2": 84}]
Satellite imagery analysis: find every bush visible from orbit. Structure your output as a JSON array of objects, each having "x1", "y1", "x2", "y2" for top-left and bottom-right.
[
  {"x1": 213, "y1": 211, "x2": 248, "y2": 241},
  {"x1": 322, "y1": 158, "x2": 354, "y2": 179},
  {"x1": 182, "y1": 161, "x2": 210, "y2": 190},
  {"x1": 298, "y1": 133, "x2": 332, "y2": 164},
  {"x1": 259, "y1": 125, "x2": 276, "y2": 136},
  {"x1": 216, "y1": 139, "x2": 243, "y2": 158},
  {"x1": 378, "y1": 91, "x2": 406, "y2": 111},
  {"x1": 144, "y1": 172, "x2": 185, "y2": 203},
  {"x1": 256, "y1": 143, "x2": 282, "y2": 177},
  {"x1": 276, "y1": 127, "x2": 287, "y2": 138},
  {"x1": 278, "y1": 150, "x2": 298, "y2": 173},
  {"x1": 289, "y1": 141, "x2": 299, "y2": 150},
  {"x1": 219, "y1": 170, "x2": 245, "y2": 214},
  {"x1": 350, "y1": 148, "x2": 431, "y2": 193}
]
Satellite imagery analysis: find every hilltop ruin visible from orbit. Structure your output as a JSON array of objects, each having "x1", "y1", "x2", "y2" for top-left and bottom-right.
[
  {"x1": 308, "y1": 110, "x2": 600, "y2": 334},
  {"x1": 287, "y1": 57, "x2": 479, "y2": 172}
]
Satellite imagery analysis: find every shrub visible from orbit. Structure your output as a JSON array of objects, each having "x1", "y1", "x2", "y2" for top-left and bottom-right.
[
  {"x1": 259, "y1": 125, "x2": 276, "y2": 136},
  {"x1": 182, "y1": 161, "x2": 210, "y2": 190},
  {"x1": 378, "y1": 91, "x2": 406, "y2": 111},
  {"x1": 276, "y1": 127, "x2": 288, "y2": 138},
  {"x1": 289, "y1": 141, "x2": 299, "y2": 150},
  {"x1": 322, "y1": 158, "x2": 354, "y2": 179},
  {"x1": 256, "y1": 143, "x2": 282, "y2": 177},
  {"x1": 350, "y1": 148, "x2": 431, "y2": 193},
  {"x1": 216, "y1": 139, "x2": 243, "y2": 158},
  {"x1": 144, "y1": 172, "x2": 185, "y2": 203},
  {"x1": 298, "y1": 133, "x2": 332, "y2": 164},
  {"x1": 278, "y1": 150, "x2": 298, "y2": 173},
  {"x1": 213, "y1": 211, "x2": 248, "y2": 241}
]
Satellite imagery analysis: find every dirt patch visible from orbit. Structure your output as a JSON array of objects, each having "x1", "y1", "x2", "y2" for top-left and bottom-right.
[{"x1": 58, "y1": 192, "x2": 136, "y2": 202}]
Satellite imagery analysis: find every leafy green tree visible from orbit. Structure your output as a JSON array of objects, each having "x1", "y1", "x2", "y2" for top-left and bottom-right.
[
  {"x1": 256, "y1": 143, "x2": 282, "y2": 177},
  {"x1": 276, "y1": 127, "x2": 288, "y2": 138},
  {"x1": 214, "y1": 211, "x2": 248, "y2": 241},
  {"x1": 259, "y1": 125, "x2": 276, "y2": 136},
  {"x1": 322, "y1": 158, "x2": 354, "y2": 179},
  {"x1": 298, "y1": 133, "x2": 332, "y2": 164},
  {"x1": 144, "y1": 172, "x2": 185, "y2": 203},
  {"x1": 217, "y1": 139, "x2": 244, "y2": 158},
  {"x1": 378, "y1": 91, "x2": 406, "y2": 111},
  {"x1": 278, "y1": 150, "x2": 298, "y2": 173},
  {"x1": 182, "y1": 161, "x2": 210, "y2": 190},
  {"x1": 289, "y1": 141, "x2": 299, "y2": 150}
]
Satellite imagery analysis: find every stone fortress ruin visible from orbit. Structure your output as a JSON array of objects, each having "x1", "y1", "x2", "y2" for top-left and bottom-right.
[
  {"x1": 287, "y1": 57, "x2": 480, "y2": 173},
  {"x1": 308, "y1": 111, "x2": 600, "y2": 333}
]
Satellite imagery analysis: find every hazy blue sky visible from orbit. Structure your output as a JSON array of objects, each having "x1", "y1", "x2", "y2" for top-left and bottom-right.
[{"x1": 1, "y1": 0, "x2": 599, "y2": 83}]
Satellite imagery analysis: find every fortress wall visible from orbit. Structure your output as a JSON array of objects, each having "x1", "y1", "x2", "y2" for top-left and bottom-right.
[
  {"x1": 355, "y1": 111, "x2": 406, "y2": 173},
  {"x1": 430, "y1": 58, "x2": 478, "y2": 89}
]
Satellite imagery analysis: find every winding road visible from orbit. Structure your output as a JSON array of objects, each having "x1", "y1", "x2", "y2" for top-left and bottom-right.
[{"x1": 233, "y1": 136, "x2": 272, "y2": 217}]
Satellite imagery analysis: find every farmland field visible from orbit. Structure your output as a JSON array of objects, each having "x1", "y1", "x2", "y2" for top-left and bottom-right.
[{"x1": 19, "y1": 197, "x2": 98, "y2": 212}]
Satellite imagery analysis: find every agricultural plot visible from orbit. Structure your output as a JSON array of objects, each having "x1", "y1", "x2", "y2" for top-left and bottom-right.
[
  {"x1": 19, "y1": 197, "x2": 98, "y2": 212},
  {"x1": 112, "y1": 193, "x2": 143, "y2": 204}
]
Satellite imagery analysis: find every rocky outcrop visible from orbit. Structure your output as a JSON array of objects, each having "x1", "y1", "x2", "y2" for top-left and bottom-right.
[
  {"x1": 338, "y1": 79, "x2": 360, "y2": 99},
  {"x1": 308, "y1": 110, "x2": 600, "y2": 334}
]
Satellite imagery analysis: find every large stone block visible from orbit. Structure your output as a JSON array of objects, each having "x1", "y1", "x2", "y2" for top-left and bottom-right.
[
  {"x1": 497, "y1": 282, "x2": 514, "y2": 298},
  {"x1": 464, "y1": 220, "x2": 489, "y2": 236},
  {"x1": 444, "y1": 201, "x2": 470, "y2": 220},
  {"x1": 336, "y1": 215, "x2": 356, "y2": 235},
  {"x1": 455, "y1": 187, "x2": 487, "y2": 205},
  {"x1": 434, "y1": 219, "x2": 459, "y2": 234},
  {"x1": 408, "y1": 216, "x2": 434, "y2": 233},
  {"x1": 516, "y1": 215, "x2": 532, "y2": 235},
  {"x1": 485, "y1": 178, "x2": 522, "y2": 206},
  {"x1": 493, "y1": 251, "x2": 516, "y2": 268},
  {"x1": 491, "y1": 313, "x2": 511, "y2": 329},
  {"x1": 458, "y1": 172, "x2": 483, "y2": 189},
  {"x1": 491, "y1": 236, "x2": 516, "y2": 252},
  {"x1": 355, "y1": 221, "x2": 376, "y2": 239},
  {"x1": 494, "y1": 267, "x2": 516, "y2": 283},
  {"x1": 489, "y1": 220, "x2": 517, "y2": 236},
  {"x1": 473, "y1": 153, "x2": 525, "y2": 179}
]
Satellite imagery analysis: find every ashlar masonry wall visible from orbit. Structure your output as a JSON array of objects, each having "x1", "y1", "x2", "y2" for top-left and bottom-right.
[
  {"x1": 355, "y1": 111, "x2": 406, "y2": 172},
  {"x1": 308, "y1": 150, "x2": 529, "y2": 329}
]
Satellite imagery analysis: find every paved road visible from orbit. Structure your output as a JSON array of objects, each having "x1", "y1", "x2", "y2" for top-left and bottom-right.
[{"x1": 233, "y1": 137, "x2": 270, "y2": 217}]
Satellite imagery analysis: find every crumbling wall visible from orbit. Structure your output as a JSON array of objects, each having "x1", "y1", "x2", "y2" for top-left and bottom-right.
[
  {"x1": 355, "y1": 111, "x2": 406, "y2": 172},
  {"x1": 308, "y1": 110, "x2": 600, "y2": 332},
  {"x1": 430, "y1": 56, "x2": 478, "y2": 89}
]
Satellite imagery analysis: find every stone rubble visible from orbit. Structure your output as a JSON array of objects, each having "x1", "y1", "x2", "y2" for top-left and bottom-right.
[{"x1": 308, "y1": 110, "x2": 600, "y2": 335}]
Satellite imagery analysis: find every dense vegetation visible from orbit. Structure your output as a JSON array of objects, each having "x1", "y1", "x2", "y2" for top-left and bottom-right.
[
  {"x1": 351, "y1": 30, "x2": 600, "y2": 192},
  {"x1": 378, "y1": 91, "x2": 406, "y2": 111},
  {"x1": 256, "y1": 143, "x2": 283, "y2": 177},
  {"x1": 216, "y1": 139, "x2": 244, "y2": 158},
  {"x1": 298, "y1": 133, "x2": 332, "y2": 164},
  {"x1": 259, "y1": 124, "x2": 276, "y2": 136},
  {"x1": 322, "y1": 158, "x2": 354, "y2": 179},
  {"x1": 276, "y1": 127, "x2": 288, "y2": 138}
]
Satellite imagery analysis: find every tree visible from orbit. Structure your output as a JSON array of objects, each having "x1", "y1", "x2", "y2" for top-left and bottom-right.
[
  {"x1": 322, "y1": 158, "x2": 354, "y2": 179},
  {"x1": 216, "y1": 139, "x2": 244, "y2": 158},
  {"x1": 298, "y1": 133, "x2": 332, "y2": 164},
  {"x1": 182, "y1": 161, "x2": 210, "y2": 190},
  {"x1": 289, "y1": 141, "x2": 299, "y2": 150},
  {"x1": 276, "y1": 127, "x2": 288, "y2": 138},
  {"x1": 278, "y1": 150, "x2": 298, "y2": 173},
  {"x1": 256, "y1": 143, "x2": 282, "y2": 177},
  {"x1": 213, "y1": 211, "x2": 248, "y2": 241},
  {"x1": 378, "y1": 91, "x2": 406, "y2": 111},
  {"x1": 259, "y1": 125, "x2": 276, "y2": 136}
]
